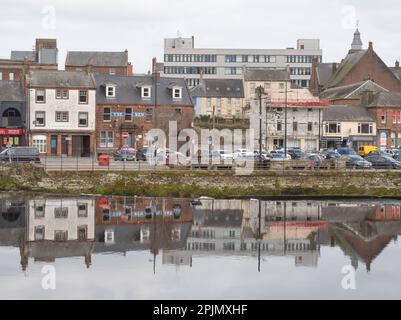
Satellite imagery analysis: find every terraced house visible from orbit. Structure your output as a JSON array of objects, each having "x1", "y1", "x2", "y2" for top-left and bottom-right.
[
  {"x1": 95, "y1": 69, "x2": 194, "y2": 154},
  {"x1": 27, "y1": 70, "x2": 97, "y2": 157}
]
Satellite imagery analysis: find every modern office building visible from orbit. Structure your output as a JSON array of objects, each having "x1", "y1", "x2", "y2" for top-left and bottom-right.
[{"x1": 163, "y1": 36, "x2": 322, "y2": 88}]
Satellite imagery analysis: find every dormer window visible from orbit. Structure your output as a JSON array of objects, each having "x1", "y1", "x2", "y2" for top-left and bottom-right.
[
  {"x1": 106, "y1": 85, "x2": 116, "y2": 98},
  {"x1": 173, "y1": 88, "x2": 182, "y2": 99},
  {"x1": 142, "y1": 86, "x2": 151, "y2": 99}
]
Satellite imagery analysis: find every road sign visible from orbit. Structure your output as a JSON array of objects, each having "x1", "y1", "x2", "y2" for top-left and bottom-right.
[{"x1": 122, "y1": 132, "x2": 129, "y2": 140}]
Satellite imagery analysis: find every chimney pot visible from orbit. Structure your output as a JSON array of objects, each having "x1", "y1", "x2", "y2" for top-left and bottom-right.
[{"x1": 396, "y1": 61, "x2": 400, "y2": 68}]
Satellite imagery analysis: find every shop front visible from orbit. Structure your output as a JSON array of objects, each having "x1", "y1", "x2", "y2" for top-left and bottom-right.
[{"x1": 0, "y1": 128, "x2": 25, "y2": 149}]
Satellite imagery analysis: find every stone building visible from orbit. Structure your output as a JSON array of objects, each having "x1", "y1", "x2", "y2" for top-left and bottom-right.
[
  {"x1": 322, "y1": 105, "x2": 377, "y2": 149},
  {"x1": 191, "y1": 79, "x2": 245, "y2": 119},
  {"x1": 65, "y1": 51, "x2": 133, "y2": 76},
  {"x1": 27, "y1": 70, "x2": 97, "y2": 157}
]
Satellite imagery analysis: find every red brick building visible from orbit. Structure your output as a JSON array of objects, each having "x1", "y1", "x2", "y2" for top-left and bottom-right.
[
  {"x1": 310, "y1": 29, "x2": 401, "y2": 95},
  {"x1": 65, "y1": 51, "x2": 133, "y2": 76},
  {"x1": 94, "y1": 71, "x2": 194, "y2": 154},
  {"x1": 365, "y1": 91, "x2": 401, "y2": 149}
]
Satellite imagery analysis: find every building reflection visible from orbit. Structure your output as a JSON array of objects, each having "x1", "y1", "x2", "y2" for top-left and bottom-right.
[{"x1": 1, "y1": 194, "x2": 401, "y2": 273}]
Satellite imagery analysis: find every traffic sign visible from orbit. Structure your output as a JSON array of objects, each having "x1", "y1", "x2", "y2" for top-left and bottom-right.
[{"x1": 122, "y1": 132, "x2": 129, "y2": 140}]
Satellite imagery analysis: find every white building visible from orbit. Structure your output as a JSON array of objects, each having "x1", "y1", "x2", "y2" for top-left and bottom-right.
[
  {"x1": 163, "y1": 36, "x2": 322, "y2": 88},
  {"x1": 27, "y1": 70, "x2": 97, "y2": 157}
]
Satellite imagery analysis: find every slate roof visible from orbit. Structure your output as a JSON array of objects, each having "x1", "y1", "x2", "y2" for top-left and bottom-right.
[
  {"x1": 323, "y1": 105, "x2": 374, "y2": 122},
  {"x1": 368, "y1": 92, "x2": 401, "y2": 107},
  {"x1": 320, "y1": 80, "x2": 388, "y2": 101},
  {"x1": 325, "y1": 50, "x2": 367, "y2": 89},
  {"x1": 316, "y1": 63, "x2": 338, "y2": 87},
  {"x1": 28, "y1": 70, "x2": 96, "y2": 89},
  {"x1": 244, "y1": 68, "x2": 290, "y2": 81},
  {"x1": 66, "y1": 51, "x2": 128, "y2": 67},
  {"x1": 390, "y1": 67, "x2": 401, "y2": 81},
  {"x1": 10, "y1": 51, "x2": 36, "y2": 62},
  {"x1": 0, "y1": 81, "x2": 25, "y2": 102},
  {"x1": 95, "y1": 74, "x2": 193, "y2": 106},
  {"x1": 191, "y1": 79, "x2": 244, "y2": 98}
]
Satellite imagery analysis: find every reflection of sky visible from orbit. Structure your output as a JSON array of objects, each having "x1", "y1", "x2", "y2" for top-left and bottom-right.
[{"x1": 1, "y1": 239, "x2": 401, "y2": 300}]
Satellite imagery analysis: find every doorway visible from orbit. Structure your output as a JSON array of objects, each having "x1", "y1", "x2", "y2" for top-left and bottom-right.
[{"x1": 51, "y1": 135, "x2": 58, "y2": 155}]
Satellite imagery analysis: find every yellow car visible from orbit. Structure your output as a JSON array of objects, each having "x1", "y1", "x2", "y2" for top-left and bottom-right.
[{"x1": 359, "y1": 146, "x2": 378, "y2": 157}]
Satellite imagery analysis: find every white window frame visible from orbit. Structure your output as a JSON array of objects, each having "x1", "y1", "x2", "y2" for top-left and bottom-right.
[
  {"x1": 106, "y1": 86, "x2": 116, "y2": 98},
  {"x1": 9, "y1": 72, "x2": 14, "y2": 81},
  {"x1": 142, "y1": 86, "x2": 151, "y2": 99},
  {"x1": 172, "y1": 87, "x2": 182, "y2": 100},
  {"x1": 32, "y1": 135, "x2": 47, "y2": 153}
]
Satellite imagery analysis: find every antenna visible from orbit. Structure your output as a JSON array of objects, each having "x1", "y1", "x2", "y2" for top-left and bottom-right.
[{"x1": 356, "y1": 20, "x2": 360, "y2": 29}]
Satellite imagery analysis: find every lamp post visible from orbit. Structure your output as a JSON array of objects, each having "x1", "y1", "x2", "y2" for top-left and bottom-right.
[
  {"x1": 255, "y1": 86, "x2": 265, "y2": 164},
  {"x1": 284, "y1": 81, "x2": 288, "y2": 158}
]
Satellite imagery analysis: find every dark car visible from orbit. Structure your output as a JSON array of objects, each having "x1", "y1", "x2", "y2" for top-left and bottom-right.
[
  {"x1": 0, "y1": 147, "x2": 41, "y2": 163},
  {"x1": 288, "y1": 148, "x2": 305, "y2": 160},
  {"x1": 364, "y1": 155, "x2": 401, "y2": 169},
  {"x1": 113, "y1": 149, "x2": 136, "y2": 161},
  {"x1": 321, "y1": 150, "x2": 341, "y2": 159},
  {"x1": 135, "y1": 149, "x2": 148, "y2": 161},
  {"x1": 345, "y1": 155, "x2": 372, "y2": 169}
]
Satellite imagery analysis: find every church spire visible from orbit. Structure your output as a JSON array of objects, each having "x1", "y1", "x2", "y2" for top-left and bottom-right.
[{"x1": 351, "y1": 22, "x2": 363, "y2": 51}]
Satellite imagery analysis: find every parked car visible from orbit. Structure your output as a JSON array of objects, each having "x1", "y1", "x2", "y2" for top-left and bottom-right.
[
  {"x1": 0, "y1": 147, "x2": 41, "y2": 163},
  {"x1": 364, "y1": 155, "x2": 401, "y2": 169},
  {"x1": 213, "y1": 150, "x2": 234, "y2": 161},
  {"x1": 320, "y1": 150, "x2": 341, "y2": 159},
  {"x1": 233, "y1": 149, "x2": 254, "y2": 159},
  {"x1": 270, "y1": 153, "x2": 291, "y2": 161},
  {"x1": 344, "y1": 155, "x2": 373, "y2": 169},
  {"x1": 288, "y1": 148, "x2": 305, "y2": 160},
  {"x1": 254, "y1": 150, "x2": 271, "y2": 160},
  {"x1": 337, "y1": 147, "x2": 357, "y2": 156},
  {"x1": 359, "y1": 146, "x2": 378, "y2": 157},
  {"x1": 113, "y1": 149, "x2": 136, "y2": 161}
]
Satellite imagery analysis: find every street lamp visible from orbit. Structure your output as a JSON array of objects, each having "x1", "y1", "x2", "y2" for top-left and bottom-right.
[{"x1": 255, "y1": 86, "x2": 265, "y2": 164}]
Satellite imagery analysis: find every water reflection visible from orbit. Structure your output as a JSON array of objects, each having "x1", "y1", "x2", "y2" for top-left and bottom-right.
[{"x1": 1, "y1": 194, "x2": 401, "y2": 274}]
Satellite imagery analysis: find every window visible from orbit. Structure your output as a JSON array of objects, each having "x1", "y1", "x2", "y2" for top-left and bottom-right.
[
  {"x1": 293, "y1": 122, "x2": 298, "y2": 132},
  {"x1": 9, "y1": 72, "x2": 14, "y2": 81},
  {"x1": 79, "y1": 112, "x2": 88, "y2": 127},
  {"x1": 79, "y1": 90, "x2": 88, "y2": 104},
  {"x1": 0, "y1": 72, "x2": 2, "y2": 80},
  {"x1": 100, "y1": 131, "x2": 114, "y2": 148},
  {"x1": 225, "y1": 55, "x2": 236, "y2": 63},
  {"x1": 264, "y1": 82, "x2": 271, "y2": 90},
  {"x1": 242, "y1": 55, "x2": 248, "y2": 63},
  {"x1": 54, "y1": 230, "x2": 68, "y2": 242},
  {"x1": 393, "y1": 111, "x2": 401, "y2": 124},
  {"x1": 145, "y1": 108, "x2": 153, "y2": 122},
  {"x1": 103, "y1": 107, "x2": 111, "y2": 121},
  {"x1": 326, "y1": 123, "x2": 341, "y2": 134},
  {"x1": 106, "y1": 86, "x2": 116, "y2": 98},
  {"x1": 55, "y1": 111, "x2": 69, "y2": 122},
  {"x1": 125, "y1": 108, "x2": 132, "y2": 122},
  {"x1": 358, "y1": 123, "x2": 373, "y2": 134},
  {"x1": 277, "y1": 121, "x2": 282, "y2": 131},
  {"x1": 207, "y1": 98, "x2": 212, "y2": 108},
  {"x1": 381, "y1": 111, "x2": 387, "y2": 124},
  {"x1": 249, "y1": 83, "x2": 256, "y2": 95},
  {"x1": 173, "y1": 88, "x2": 182, "y2": 99},
  {"x1": 78, "y1": 226, "x2": 88, "y2": 240},
  {"x1": 56, "y1": 89, "x2": 69, "y2": 99},
  {"x1": 55, "y1": 207, "x2": 68, "y2": 218},
  {"x1": 279, "y1": 83, "x2": 285, "y2": 90},
  {"x1": 142, "y1": 87, "x2": 151, "y2": 99},
  {"x1": 308, "y1": 122, "x2": 313, "y2": 132},
  {"x1": 34, "y1": 202, "x2": 45, "y2": 218},
  {"x1": 35, "y1": 111, "x2": 45, "y2": 126},
  {"x1": 36, "y1": 89, "x2": 46, "y2": 103},
  {"x1": 32, "y1": 135, "x2": 47, "y2": 153},
  {"x1": 78, "y1": 203, "x2": 88, "y2": 217},
  {"x1": 109, "y1": 68, "x2": 116, "y2": 75},
  {"x1": 34, "y1": 226, "x2": 45, "y2": 241}
]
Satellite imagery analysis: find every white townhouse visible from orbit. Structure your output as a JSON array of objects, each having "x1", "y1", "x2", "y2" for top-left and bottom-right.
[{"x1": 27, "y1": 70, "x2": 96, "y2": 157}]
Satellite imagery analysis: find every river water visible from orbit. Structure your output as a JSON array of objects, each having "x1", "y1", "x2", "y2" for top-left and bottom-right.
[{"x1": 1, "y1": 192, "x2": 401, "y2": 300}]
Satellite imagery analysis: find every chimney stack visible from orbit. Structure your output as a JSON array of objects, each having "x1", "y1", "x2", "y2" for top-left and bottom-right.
[
  {"x1": 152, "y1": 57, "x2": 160, "y2": 84},
  {"x1": 85, "y1": 58, "x2": 93, "y2": 74},
  {"x1": 332, "y1": 63, "x2": 337, "y2": 75},
  {"x1": 396, "y1": 60, "x2": 400, "y2": 68}
]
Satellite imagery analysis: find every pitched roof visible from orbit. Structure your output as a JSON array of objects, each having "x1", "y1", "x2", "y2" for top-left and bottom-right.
[
  {"x1": 28, "y1": 70, "x2": 96, "y2": 89},
  {"x1": 325, "y1": 50, "x2": 367, "y2": 88},
  {"x1": 323, "y1": 105, "x2": 374, "y2": 122},
  {"x1": 191, "y1": 79, "x2": 244, "y2": 98},
  {"x1": 65, "y1": 51, "x2": 128, "y2": 67},
  {"x1": 244, "y1": 68, "x2": 290, "y2": 81},
  {"x1": 0, "y1": 81, "x2": 25, "y2": 102},
  {"x1": 368, "y1": 92, "x2": 401, "y2": 107},
  {"x1": 95, "y1": 74, "x2": 193, "y2": 106},
  {"x1": 390, "y1": 67, "x2": 401, "y2": 81},
  {"x1": 320, "y1": 80, "x2": 388, "y2": 101},
  {"x1": 316, "y1": 63, "x2": 338, "y2": 87}
]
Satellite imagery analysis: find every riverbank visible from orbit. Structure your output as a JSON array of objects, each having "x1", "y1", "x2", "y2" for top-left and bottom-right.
[{"x1": 2, "y1": 166, "x2": 401, "y2": 198}]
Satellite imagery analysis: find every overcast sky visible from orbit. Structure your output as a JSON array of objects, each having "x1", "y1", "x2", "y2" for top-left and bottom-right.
[{"x1": 1, "y1": 0, "x2": 400, "y2": 73}]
